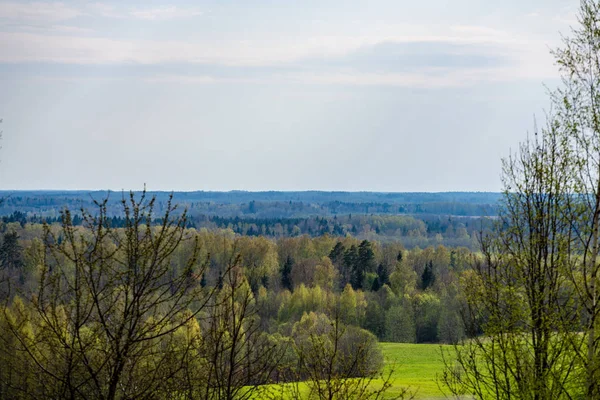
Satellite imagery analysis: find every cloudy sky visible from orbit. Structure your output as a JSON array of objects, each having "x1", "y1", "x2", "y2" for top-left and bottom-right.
[{"x1": 0, "y1": 0, "x2": 578, "y2": 191}]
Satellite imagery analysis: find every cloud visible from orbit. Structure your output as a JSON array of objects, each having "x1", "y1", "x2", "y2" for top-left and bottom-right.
[
  {"x1": 140, "y1": 63, "x2": 555, "y2": 89},
  {"x1": 0, "y1": 1, "x2": 204, "y2": 22},
  {"x1": 314, "y1": 41, "x2": 509, "y2": 72},
  {"x1": 85, "y1": 2, "x2": 121, "y2": 19},
  {"x1": 128, "y1": 6, "x2": 202, "y2": 21},
  {"x1": 0, "y1": 1, "x2": 82, "y2": 22},
  {"x1": 0, "y1": 4, "x2": 559, "y2": 88},
  {"x1": 0, "y1": 25, "x2": 541, "y2": 65},
  {"x1": 7, "y1": 23, "x2": 95, "y2": 34}
]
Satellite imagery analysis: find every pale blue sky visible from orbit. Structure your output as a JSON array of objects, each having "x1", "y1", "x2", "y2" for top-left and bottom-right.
[{"x1": 0, "y1": 0, "x2": 578, "y2": 191}]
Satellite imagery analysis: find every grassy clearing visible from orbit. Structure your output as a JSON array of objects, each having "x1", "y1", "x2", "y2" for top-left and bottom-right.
[
  {"x1": 263, "y1": 343, "x2": 450, "y2": 399},
  {"x1": 377, "y1": 343, "x2": 449, "y2": 399}
]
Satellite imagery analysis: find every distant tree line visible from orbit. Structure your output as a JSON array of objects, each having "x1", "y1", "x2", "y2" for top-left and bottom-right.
[
  {"x1": 2, "y1": 211, "x2": 492, "y2": 250},
  {"x1": 0, "y1": 191, "x2": 499, "y2": 220}
]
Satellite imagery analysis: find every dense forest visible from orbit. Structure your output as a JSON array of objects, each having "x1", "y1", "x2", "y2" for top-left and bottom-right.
[
  {"x1": 0, "y1": 191, "x2": 497, "y2": 250},
  {"x1": 0, "y1": 193, "x2": 467, "y2": 399},
  {"x1": 0, "y1": 206, "x2": 470, "y2": 346},
  {"x1": 0, "y1": 193, "x2": 498, "y2": 399},
  {"x1": 0, "y1": 191, "x2": 501, "y2": 218}
]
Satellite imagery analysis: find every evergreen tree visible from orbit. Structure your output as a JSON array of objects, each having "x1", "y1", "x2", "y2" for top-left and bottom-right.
[
  {"x1": 371, "y1": 276, "x2": 381, "y2": 292},
  {"x1": 0, "y1": 231, "x2": 23, "y2": 270},
  {"x1": 351, "y1": 240, "x2": 375, "y2": 290},
  {"x1": 328, "y1": 241, "x2": 345, "y2": 265},
  {"x1": 376, "y1": 263, "x2": 390, "y2": 286},
  {"x1": 342, "y1": 245, "x2": 358, "y2": 290},
  {"x1": 281, "y1": 255, "x2": 294, "y2": 291},
  {"x1": 420, "y1": 260, "x2": 435, "y2": 290}
]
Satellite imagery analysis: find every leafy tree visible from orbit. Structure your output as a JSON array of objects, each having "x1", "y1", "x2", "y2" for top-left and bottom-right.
[
  {"x1": 437, "y1": 285, "x2": 464, "y2": 345},
  {"x1": 284, "y1": 310, "x2": 410, "y2": 400},
  {"x1": 313, "y1": 257, "x2": 338, "y2": 291},
  {"x1": 363, "y1": 298, "x2": 385, "y2": 339},
  {"x1": 385, "y1": 303, "x2": 416, "y2": 343},
  {"x1": 339, "y1": 284, "x2": 367, "y2": 326},
  {"x1": 413, "y1": 292, "x2": 440, "y2": 343},
  {"x1": 389, "y1": 258, "x2": 417, "y2": 298}
]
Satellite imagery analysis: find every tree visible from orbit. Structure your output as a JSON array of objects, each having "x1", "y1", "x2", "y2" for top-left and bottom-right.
[
  {"x1": 442, "y1": 120, "x2": 580, "y2": 398},
  {"x1": 553, "y1": 2, "x2": 600, "y2": 396},
  {"x1": 342, "y1": 245, "x2": 358, "y2": 290},
  {"x1": 0, "y1": 231, "x2": 25, "y2": 290},
  {"x1": 437, "y1": 285, "x2": 464, "y2": 345},
  {"x1": 328, "y1": 242, "x2": 345, "y2": 266},
  {"x1": 389, "y1": 258, "x2": 417, "y2": 298},
  {"x1": 420, "y1": 260, "x2": 435, "y2": 291},
  {"x1": 440, "y1": 1, "x2": 600, "y2": 397},
  {"x1": 372, "y1": 263, "x2": 390, "y2": 292},
  {"x1": 201, "y1": 259, "x2": 283, "y2": 400},
  {"x1": 413, "y1": 291, "x2": 440, "y2": 343},
  {"x1": 385, "y1": 303, "x2": 416, "y2": 343},
  {"x1": 283, "y1": 309, "x2": 411, "y2": 400},
  {"x1": 353, "y1": 240, "x2": 376, "y2": 290},
  {"x1": 0, "y1": 231, "x2": 23, "y2": 269},
  {"x1": 1, "y1": 191, "x2": 218, "y2": 399},
  {"x1": 363, "y1": 297, "x2": 385, "y2": 339},
  {"x1": 281, "y1": 255, "x2": 294, "y2": 291}
]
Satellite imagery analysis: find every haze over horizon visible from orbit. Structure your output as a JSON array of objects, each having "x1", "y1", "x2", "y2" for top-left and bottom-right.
[{"x1": 0, "y1": 0, "x2": 577, "y2": 192}]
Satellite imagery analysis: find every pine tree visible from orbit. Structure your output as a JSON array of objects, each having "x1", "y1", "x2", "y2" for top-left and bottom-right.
[
  {"x1": 376, "y1": 263, "x2": 390, "y2": 286},
  {"x1": 352, "y1": 240, "x2": 375, "y2": 290},
  {"x1": 0, "y1": 231, "x2": 23, "y2": 270},
  {"x1": 281, "y1": 255, "x2": 293, "y2": 291},
  {"x1": 329, "y1": 242, "x2": 345, "y2": 265},
  {"x1": 420, "y1": 260, "x2": 435, "y2": 290}
]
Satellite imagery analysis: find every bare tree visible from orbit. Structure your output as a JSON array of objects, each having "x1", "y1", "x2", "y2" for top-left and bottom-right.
[
  {"x1": 552, "y1": 2, "x2": 600, "y2": 396},
  {"x1": 1, "y1": 191, "x2": 216, "y2": 399},
  {"x1": 200, "y1": 255, "x2": 284, "y2": 400},
  {"x1": 441, "y1": 121, "x2": 581, "y2": 400}
]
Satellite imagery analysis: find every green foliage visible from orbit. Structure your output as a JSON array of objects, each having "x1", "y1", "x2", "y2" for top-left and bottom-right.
[
  {"x1": 281, "y1": 255, "x2": 294, "y2": 291},
  {"x1": 413, "y1": 292, "x2": 441, "y2": 343},
  {"x1": 419, "y1": 261, "x2": 435, "y2": 291},
  {"x1": 385, "y1": 304, "x2": 416, "y2": 343}
]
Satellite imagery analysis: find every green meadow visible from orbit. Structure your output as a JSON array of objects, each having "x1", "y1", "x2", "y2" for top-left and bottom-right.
[
  {"x1": 267, "y1": 343, "x2": 451, "y2": 399},
  {"x1": 376, "y1": 343, "x2": 449, "y2": 399}
]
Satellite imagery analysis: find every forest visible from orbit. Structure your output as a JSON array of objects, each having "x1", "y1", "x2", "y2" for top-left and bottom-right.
[
  {"x1": 0, "y1": 191, "x2": 496, "y2": 250},
  {"x1": 6, "y1": 0, "x2": 600, "y2": 399},
  {"x1": 0, "y1": 193, "x2": 458, "y2": 399}
]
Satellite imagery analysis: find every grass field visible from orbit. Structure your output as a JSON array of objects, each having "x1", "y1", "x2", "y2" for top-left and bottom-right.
[
  {"x1": 378, "y1": 342, "x2": 450, "y2": 399},
  {"x1": 260, "y1": 342, "x2": 451, "y2": 399}
]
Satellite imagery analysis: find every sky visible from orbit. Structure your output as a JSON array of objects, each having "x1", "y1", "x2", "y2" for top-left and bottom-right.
[{"x1": 0, "y1": 0, "x2": 579, "y2": 192}]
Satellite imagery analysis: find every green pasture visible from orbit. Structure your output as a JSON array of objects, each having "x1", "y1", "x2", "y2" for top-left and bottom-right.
[
  {"x1": 376, "y1": 343, "x2": 449, "y2": 399},
  {"x1": 265, "y1": 343, "x2": 451, "y2": 399}
]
